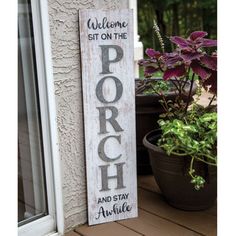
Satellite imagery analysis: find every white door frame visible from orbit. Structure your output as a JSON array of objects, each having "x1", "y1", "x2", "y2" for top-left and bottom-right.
[{"x1": 18, "y1": 0, "x2": 64, "y2": 235}]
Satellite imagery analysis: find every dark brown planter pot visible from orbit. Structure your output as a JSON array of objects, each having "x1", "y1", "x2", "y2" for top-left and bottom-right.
[
  {"x1": 135, "y1": 78, "x2": 196, "y2": 175},
  {"x1": 143, "y1": 129, "x2": 217, "y2": 211}
]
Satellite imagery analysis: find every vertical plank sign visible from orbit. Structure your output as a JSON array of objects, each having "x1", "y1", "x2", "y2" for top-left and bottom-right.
[{"x1": 79, "y1": 9, "x2": 137, "y2": 225}]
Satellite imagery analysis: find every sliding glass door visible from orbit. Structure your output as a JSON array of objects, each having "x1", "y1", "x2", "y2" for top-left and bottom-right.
[{"x1": 18, "y1": 0, "x2": 59, "y2": 235}]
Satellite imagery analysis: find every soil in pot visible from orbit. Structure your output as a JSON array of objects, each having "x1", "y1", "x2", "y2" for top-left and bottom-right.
[
  {"x1": 143, "y1": 129, "x2": 217, "y2": 211},
  {"x1": 135, "y1": 78, "x2": 197, "y2": 175}
]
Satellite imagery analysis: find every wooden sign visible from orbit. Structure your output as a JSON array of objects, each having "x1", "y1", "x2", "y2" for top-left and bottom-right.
[{"x1": 79, "y1": 9, "x2": 138, "y2": 225}]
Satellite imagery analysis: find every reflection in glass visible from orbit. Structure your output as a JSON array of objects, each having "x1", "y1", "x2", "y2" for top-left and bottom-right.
[{"x1": 18, "y1": 0, "x2": 47, "y2": 225}]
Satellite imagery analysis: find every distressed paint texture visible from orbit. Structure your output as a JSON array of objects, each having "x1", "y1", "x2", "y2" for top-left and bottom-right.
[
  {"x1": 47, "y1": 0, "x2": 129, "y2": 232},
  {"x1": 79, "y1": 9, "x2": 137, "y2": 225}
]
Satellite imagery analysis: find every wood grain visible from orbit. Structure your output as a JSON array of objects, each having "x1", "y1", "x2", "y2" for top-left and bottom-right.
[
  {"x1": 69, "y1": 176, "x2": 216, "y2": 236},
  {"x1": 75, "y1": 222, "x2": 142, "y2": 236},
  {"x1": 79, "y1": 9, "x2": 137, "y2": 225},
  {"x1": 119, "y1": 208, "x2": 201, "y2": 236}
]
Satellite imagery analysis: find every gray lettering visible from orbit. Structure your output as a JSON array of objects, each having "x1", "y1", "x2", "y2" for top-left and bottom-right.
[
  {"x1": 96, "y1": 76, "x2": 123, "y2": 103},
  {"x1": 99, "y1": 163, "x2": 126, "y2": 191},
  {"x1": 98, "y1": 135, "x2": 122, "y2": 162},
  {"x1": 96, "y1": 106, "x2": 123, "y2": 134},
  {"x1": 100, "y1": 45, "x2": 123, "y2": 74}
]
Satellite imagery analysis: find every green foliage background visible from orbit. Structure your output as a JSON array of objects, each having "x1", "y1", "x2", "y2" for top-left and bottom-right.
[{"x1": 138, "y1": 0, "x2": 217, "y2": 53}]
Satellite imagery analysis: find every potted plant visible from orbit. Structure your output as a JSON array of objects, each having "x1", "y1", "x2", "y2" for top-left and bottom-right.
[
  {"x1": 135, "y1": 78, "x2": 197, "y2": 174},
  {"x1": 139, "y1": 28, "x2": 217, "y2": 210}
]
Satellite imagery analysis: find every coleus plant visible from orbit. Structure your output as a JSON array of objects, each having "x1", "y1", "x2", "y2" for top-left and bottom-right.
[
  {"x1": 139, "y1": 30, "x2": 217, "y2": 94},
  {"x1": 138, "y1": 30, "x2": 217, "y2": 190}
]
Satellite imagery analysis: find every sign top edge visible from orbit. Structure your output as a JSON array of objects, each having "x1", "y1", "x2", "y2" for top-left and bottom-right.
[{"x1": 79, "y1": 8, "x2": 133, "y2": 13}]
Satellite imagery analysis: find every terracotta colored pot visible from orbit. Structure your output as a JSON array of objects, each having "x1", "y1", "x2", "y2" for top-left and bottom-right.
[{"x1": 143, "y1": 129, "x2": 217, "y2": 211}]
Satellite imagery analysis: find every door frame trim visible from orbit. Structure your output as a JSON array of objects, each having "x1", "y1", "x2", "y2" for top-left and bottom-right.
[{"x1": 18, "y1": 0, "x2": 64, "y2": 235}]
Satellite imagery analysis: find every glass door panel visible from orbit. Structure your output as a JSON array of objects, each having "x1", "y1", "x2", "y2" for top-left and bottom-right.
[{"x1": 18, "y1": 0, "x2": 47, "y2": 226}]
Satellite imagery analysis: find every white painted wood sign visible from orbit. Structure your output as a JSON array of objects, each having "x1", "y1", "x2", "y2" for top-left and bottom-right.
[{"x1": 79, "y1": 9, "x2": 137, "y2": 225}]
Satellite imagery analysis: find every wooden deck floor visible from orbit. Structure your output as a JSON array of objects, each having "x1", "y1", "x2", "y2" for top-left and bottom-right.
[{"x1": 66, "y1": 175, "x2": 217, "y2": 236}]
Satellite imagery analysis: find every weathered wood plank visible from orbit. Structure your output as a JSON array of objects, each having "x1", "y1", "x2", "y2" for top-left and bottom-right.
[
  {"x1": 75, "y1": 222, "x2": 142, "y2": 236},
  {"x1": 138, "y1": 188, "x2": 217, "y2": 236},
  {"x1": 65, "y1": 231, "x2": 82, "y2": 236},
  {"x1": 79, "y1": 9, "x2": 137, "y2": 225},
  {"x1": 119, "y1": 208, "x2": 201, "y2": 236},
  {"x1": 208, "y1": 229, "x2": 217, "y2": 236}
]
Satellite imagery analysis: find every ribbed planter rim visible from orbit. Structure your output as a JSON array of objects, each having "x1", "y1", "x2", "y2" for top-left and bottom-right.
[{"x1": 143, "y1": 129, "x2": 166, "y2": 154}]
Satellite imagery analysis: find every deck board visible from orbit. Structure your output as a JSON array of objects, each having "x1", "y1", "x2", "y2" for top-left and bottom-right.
[
  {"x1": 75, "y1": 222, "x2": 143, "y2": 236},
  {"x1": 65, "y1": 231, "x2": 82, "y2": 236},
  {"x1": 67, "y1": 175, "x2": 217, "y2": 236},
  {"x1": 138, "y1": 188, "x2": 216, "y2": 236},
  {"x1": 119, "y1": 208, "x2": 201, "y2": 236}
]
